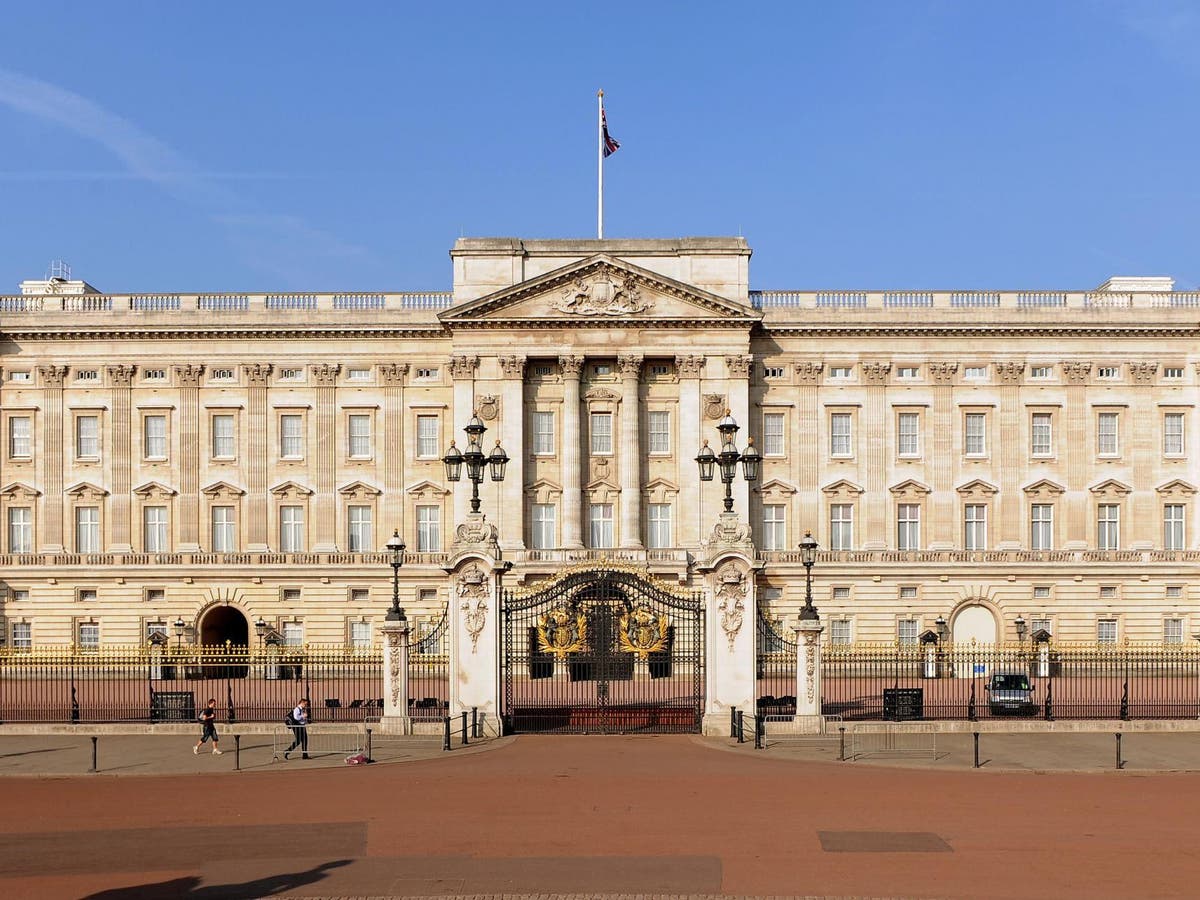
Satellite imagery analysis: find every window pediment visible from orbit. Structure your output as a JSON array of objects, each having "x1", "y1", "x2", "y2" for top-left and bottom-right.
[
  {"x1": 201, "y1": 480, "x2": 245, "y2": 499},
  {"x1": 338, "y1": 480, "x2": 383, "y2": 499},
  {"x1": 889, "y1": 479, "x2": 931, "y2": 498},
  {"x1": 65, "y1": 481, "x2": 108, "y2": 500},
  {"x1": 270, "y1": 480, "x2": 315, "y2": 499},
  {"x1": 758, "y1": 478, "x2": 798, "y2": 500},
  {"x1": 822, "y1": 478, "x2": 864, "y2": 498},
  {"x1": 1089, "y1": 478, "x2": 1132, "y2": 497},
  {"x1": 642, "y1": 477, "x2": 679, "y2": 504},
  {"x1": 132, "y1": 480, "x2": 177, "y2": 500},
  {"x1": 586, "y1": 477, "x2": 619, "y2": 503},
  {"x1": 405, "y1": 479, "x2": 449, "y2": 500},
  {"x1": 1023, "y1": 478, "x2": 1065, "y2": 498},
  {"x1": 0, "y1": 481, "x2": 41, "y2": 500},
  {"x1": 956, "y1": 479, "x2": 998, "y2": 498},
  {"x1": 1156, "y1": 479, "x2": 1197, "y2": 497},
  {"x1": 527, "y1": 478, "x2": 563, "y2": 504}
]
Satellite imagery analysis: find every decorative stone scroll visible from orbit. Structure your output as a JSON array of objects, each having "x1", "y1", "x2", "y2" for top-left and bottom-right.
[
  {"x1": 995, "y1": 361, "x2": 1025, "y2": 385},
  {"x1": 457, "y1": 563, "x2": 489, "y2": 654},
  {"x1": 1062, "y1": 362, "x2": 1092, "y2": 385},
  {"x1": 386, "y1": 628, "x2": 404, "y2": 710},
  {"x1": 451, "y1": 513, "x2": 499, "y2": 552},
  {"x1": 617, "y1": 355, "x2": 644, "y2": 379},
  {"x1": 310, "y1": 363, "x2": 340, "y2": 386},
  {"x1": 173, "y1": 364, "x2": 204, "y2": 387},
  {"x1": 861, "y1": 362, "x2": 891, "y2": 385},
  {"x1": 498, "y1": 355, "x2": 526, "y2": 379},
  {"x1": 558, "y1": 355, "x2": 584, "y2": 378},
  {"x1": 38, "y1": 365, "x2": 69, "y2": 387},
  {"x1": 1129, "y1": 362, "x2": 1157, "y2": 384}
]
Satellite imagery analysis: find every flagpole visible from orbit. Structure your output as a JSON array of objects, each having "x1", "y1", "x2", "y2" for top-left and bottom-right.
[{"x1": 597, "y1": 89, "x2": 604, "y2": 240}]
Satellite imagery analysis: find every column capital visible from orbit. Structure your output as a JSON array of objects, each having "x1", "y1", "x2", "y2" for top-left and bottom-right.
[
  {"x1": 724, "y1": 355, "x2": 753, "y2": 379},
  {"x1": 37, "y1": 365, "x2": 69, "y2": 388},
  {"x1": 675, "y1": 355, "x2": 705, "y2": 378},
  {"x1": 996, "y1": 361, "x2": 1025, "y2": 385},
  {"x1": 498, "y1": 355, "x2": 526, "y2": 379},
  {"x1": 861, "y1": 362, "x2": 891, "y2": 385},
  {"x1": 1129, "y1": 361, "x2": 1157, "y2": 384},
  {"x1": 106, "y1": 364, "x2": 137, "y2": 387},
  {"x1": 449, "y1": 355, "x2": 480, "y2": 380},
  {"x1": 617, "y1": 355, "x2": 644, "y2": 379},
  {"x1": 558, "y1": 355, "x2": 585, "y2": 378},
  {"x1": 310, "y1": 363, "x2": 340, "y2": 387},
  {"x1": 173, "y1": 364, "x2": 205, "y2": 388},
  {"x1": 928, "y1": 361, "x2": 959, "y2": 385},
  {"x1": 244, "y1": 363, "x2": 273, "y2": 386},
  {"x1": 794, "y1": 361, "x2": 823, "y2": 385},
  {"x1": 379, "y1": 362, "x2": 410, "y2": 386},
  {"x1": 1062, "y1": 361, "x2": 1092, "y2": 385}
]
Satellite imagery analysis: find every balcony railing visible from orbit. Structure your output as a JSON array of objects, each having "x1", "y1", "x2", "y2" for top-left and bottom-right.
[
  {"x1": 749, "y1": 289, "x2": 1200, "y2": 311},
  {"x1": 0, "y1": 551, "x2": 451, "y2": 568},
  {"x1": 0, "y1": 291, "x2": 454, "y2": 316}
]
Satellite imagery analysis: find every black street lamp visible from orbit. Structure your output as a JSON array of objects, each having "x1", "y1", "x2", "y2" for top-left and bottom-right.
[
  {"x1": 385, "y1": 529, "x2": 407, "y2": 622},
  {"x1": 798, "y1": 530, "x2": 819, "y2": 621},
  {"x1": 695, "y1": 410, "x2": 760, "y2": 513},
  {"x1": 1015, "y1": 614, "x2": 1027, "y2": 644},
  {"x1": 935, "y1": 614, "x2": 949, "y2": 643},
  {"x1": 443, "y1": 411, "x2": 509, "y2": 515},
  {"x1": 254, "y1": 617, "x2": 267, "y2": 640},
  {"x1": 173, "y1": 616, "x2": 185, "y2": 650}
]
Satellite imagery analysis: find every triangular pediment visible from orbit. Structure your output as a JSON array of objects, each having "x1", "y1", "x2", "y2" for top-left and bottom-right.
[
  {"x1": 1156, "y1": 479, "x2": 1197, "y2": 496},
  {"x1": 439, "y1": 255, "x2": 761, "y2": 326},
  {"x1": 201, "y1": 480, "x2": 245, "y2": 498},
  {"x1": 0, "y1": 481, "x2": 41, "y2": 499},
  {"x1": 757, "y1": 478, "x2": 798, "y2": 498},
  {"x1": 132, "y1": 480, "x2": 177, "y2": 499},
  {"x1": 338, "y1": 480, "x2": 383, "y2": 498},
  {"x1": 956, "y1": 478, "x2": 998, "y2": 496},
  {"x1": 822, "y1": 478, "x2": 864, "y2": 497},
  {"x1": 405, "y1": 479, "x2": 449, "y2": 498},
  {"x1": 65, "y1": 481, "x2": 108, "y2": 498},
  {"x1": 890, "y1": 479, "x2": 931, "y2": 496},
  {"x1": 270, "y1": 480, "x2": 314, "y2": 498},
  {"x1": 1023, "y1": 478, "x2": 1066, "y2": 496},
  {"x1": 1089, "y1": 478, "x2": 1132, "y2": 496}
]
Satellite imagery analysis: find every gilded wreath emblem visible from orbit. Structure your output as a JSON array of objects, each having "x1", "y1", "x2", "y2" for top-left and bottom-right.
[
  {"x1": 536, "y1": 605, "x2": 589, "y2": 659},
  {"x1": 619, "y1": 604, "x2": 670, "y2": 659}
]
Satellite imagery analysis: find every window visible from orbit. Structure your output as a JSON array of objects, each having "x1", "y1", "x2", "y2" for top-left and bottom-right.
[
  {"x1": 1030, "y1": 504, "x2": 1054, "y2": 550},
  {"x1": 1031, "y1": 413, "x2": 1053, "y2": 457},
  {"x1": 75, "y1": 415, "x2": 99, "y2": 458},
  {"x1": 648, "y1": 364, "x2": 670, "y2": 377},
  {"x1": 1099, "y1": 585, "x2": 1118, "y2": 600},
  {"x1": 78, "y1": 588, "x2": 97, "y2": 604},
  {"x1": 12, "y1": 588, "x2": 31, "y2": 602},
  {"x1": 763, "y1": 365, "x2": 785, "y2": 379},
  {"x1": 8, "y1": 507, "x2": 31, "y2": 553},
  {"x1": 282, "y1": 622, "x2": 304, "y2": 647},
  {"x1": 897, "y1": 412, "x2": 920, "y2": 457},
  {"x1": 143, "y1": 415, "x2": 167, "y2": 459},
  {"x1": 75, "y1": 369, "x2": 99, "y2": 383},
  {"x1": 347, "y1": 413, "x2": 372, "y2": 459},
  {"x1": 211, "y1": 414, "x2": 235, "y2": 458},
  {"x1": 415, "y1": 367, "x2": 439, "y2": 380},
  {"x1": 832, "y1": 586, "x2": 851, "y2": 601},
  {"x1": 280, "y1": 414, "x2": 304, "y2": 459},
  {"x1": 211, "y1": 506, "x2": 235, "y2": 552},
  {"x1": 1097, "y1": 619, "x2": 1118, "y2": 645},
  {"x1": 762, "y1": 412, "x2": 784, "y2": 457},
  {"x1": 964, "y1": 504, "x2": 987, "y2": 550},
  {"x1": 1167, "y1": 585, "x2": 1183, "y2": 599},
  {"x1": 9, "y1": 371, "x2": 31, "y2": 383},
  {"x1": 279, "y1": 505, "x2": 305, "y2": 552},
  {"x1": 964, "y1": 365, "x2": 987, "y2": 380},
  {"x1": 1031, "y1": 617, "x2": 1052, "y2": 636},
  {"x1": 1164, "y1": 504, "x2": 1185, "y2": 550},
  {"x1": 143, "y1": 506, "x2": 168, "y2": 552},
  {"x1": 899, "y1": 586, "x2": 918, "y2": 600},
  {"x1": 531, "y1": 504, "x2": 556, "y2": 549},
  {"x1": 347, "y1": 367, "x2": 371, "y2": 381},
  {"x1": 829, "y1": 366, "x2": 852, "y2": 379},
  {"x1": 75, "y1": 507, "x2": 100, "y2": 553},
  {"x1": 210, "y1": 368, "x2": 236, "y2": 381},
  {"x1": 1164, "y1": 366, "x2": 1184, "y2": 379},
  {"x1": 278, "y1": 367, "x2": 303, "y2": 381},
  {"x1": 1165, "y1": 618, "x2": 1184, "y2": 645},
  {"x1": 1164, "y1": 413, "x2": 1185, "y2": 456},
  {"x1": 762, "y1": 504, "x2": 786, "y2": 551},
  {"x1": 897, "y1": 366, "x2": 919, "y2": 380},
  {"x1": 589, "y1": 503, "x2": 614, "y2": 548},
  {"x1": 647, "y1": 503, "x2": 672, "y2": 549},
  {"x1": 964, "y1": 413, "x2": 987, "y2": 457},
  {"x1": 829, "y1": 504, "x2": 853, "y2": 551},
  {"x1": 348, "y1": 505, "x2": 373, "y2": 551},
  {"x1": 898, "y1": 619, "x2": 919, "y2": 646},
  {"x1": 532, "y1": 411, "x2": 555, "y2": 455},
  {"x1": 590, "y1": 413, "x2": 613, "y2": 455},
  {"x1": 350, "y1": 588, "x2": 369, "y2": 604},
  {"x1": 350, "y1": 621, "x2": 372, "y2": 649},
  {"x1": 145, "y1": 588, "x2": 165, "y2": 604},
  {"x1": 830, "y1": 620, "x2": 852, "y2": 645},
  {"x1": 416, "y1": 415, "x2": 439, "y2": 458},
  {"x1": 418, "y1": 588, "x2": 438, "y2": 606},
  {"x1": 897, "y1": 504, "x2": 920, "y2": 550},
  {"x1": 1030, "y1": 365, "x2": 1052, "y2": 380},
  {"x1": 1098, "y1": 366, "x2": 1120, "y2": 380},
  {"x1": 282, "y1": 588, "x2": 302, "y2": 604},
  {"x1": 416, "y1": 505, "x2": 441, "y2": 552},
  {"x1": 78, "y1": 622, "x2": 100, "y2": 650},
  {"x1": 12, "y1": 622, "x2": 31, "y2": 650},
  {"x1": 1097, "y1": 412, "x2": 1119, "y2": 456},
  {"x1": 1033, "y1": 586, "x2": 1051, "y2": 599},
  {"x1": 648, "y1": 411, "x2": 671, "y2": 454},
  {"x1": 593, "y1": 363, "x2": 611, "y2": 376},
  {"x1": 533, "y1": 364, "x2": 554, "y2": 377},
  {"x1": 8, "y1": 416, "x2": 31, "y2": 458},
  {"x1": 1097, "y1": 504, "x2": 1120, "y2": 550},
  {"x1": 830, "y1": 413, "x2": 853, "y2": 457}
]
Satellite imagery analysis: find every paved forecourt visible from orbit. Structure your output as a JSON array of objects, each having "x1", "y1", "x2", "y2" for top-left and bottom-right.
[{"x1": 3, "y1": 734, "x2": 1200, "y2": 898}]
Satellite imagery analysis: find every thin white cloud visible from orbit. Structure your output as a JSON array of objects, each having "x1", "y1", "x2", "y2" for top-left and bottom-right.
[{"x1": 0, "y1": 68, "x2": 369, "y2": 284}]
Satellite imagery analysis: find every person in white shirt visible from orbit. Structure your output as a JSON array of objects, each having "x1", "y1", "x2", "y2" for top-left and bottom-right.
[{"x1": 284, "y1": 697, "x2": 310, "y2": 760}]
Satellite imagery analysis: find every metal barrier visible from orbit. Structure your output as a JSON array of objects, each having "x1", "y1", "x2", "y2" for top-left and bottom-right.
[
  {"x1": 848, "y1": 727, "x2": 938, "y2": 761},
  {"x1": 270, "y1": 726, "x2": 363, "y2": 761}
]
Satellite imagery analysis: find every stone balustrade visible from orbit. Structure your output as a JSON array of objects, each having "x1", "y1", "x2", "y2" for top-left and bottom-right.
[
  {"x1": 0, "y1": 291, "x2": 454, "y2": 315},
  {"x1": 750, "y1": 289, "x2": 1200, "y2": 310}
]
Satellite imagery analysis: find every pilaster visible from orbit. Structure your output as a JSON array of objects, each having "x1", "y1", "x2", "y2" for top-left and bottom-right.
[
  {"x1": 1062, "y1": 362, "x2": 1091, "y2": 548},
  {"x1": 380, "y1": 363, "x2": 408, "y2": 545},
  {"x1": 676, "y1": 355, "x2": 704, "y2": 548},
  {"x1": 724, "y1": 355, "x2": 753, "y2": 520},
  {"x1": 176, "y1": 364, "x2": 203, "y2": 552},
  {"x1": 498, "y1": 355, "x2": 526, "y2": 551},
  {"x1": 311, "y1": 363, "x2": 339, "y2": 551},
  {"x1": 38, "y1": 365, "x2": 67, "y2": 552},
  {"x1": 449, "y1": 355, "x2": 479, "y2": 530},
  {"x1": 245, "y1": 363, "x2": 270, "y2": 551},
  {"x1": 794, "y1": 362, "x2": 823, "y2": 539},
  {"x1": 928, "y1": 362, "x2": 957, "y2": 549},
  {"x1": 996, "y1": 361, "x2": 1024, "y2": 549},
  {"x1": 106, "y1": 364, "x2": 135, "y2": 552},
  {"x1": 618, "y1": 354, "x2": 643, "y2": 548},
  {"x1": 559, "y1": 355, "x2": 584, "y2": 548},
  {"x1": 861, "y1": 362, "x2": 891, "y2": 549},
  {"x1": 1128, "y1": 361, "x2": 1158, "y2": 548}
]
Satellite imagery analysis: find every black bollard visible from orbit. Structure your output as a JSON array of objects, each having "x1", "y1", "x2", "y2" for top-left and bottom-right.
[
  {"x1": 234, "y1": 734, "x2": 241, "y2": 772},
  {"x1": 736, "y1": 709, "x2": 744, "y2": 743},
  {"x1": 1116, "y1": 733, "x2": 1124, "y2": 770},
  {"x1": 90, "y1": 736, "x2": 98, "y2": 773},
  {"x1": 730, "y1": 707, "x2": 737, "y2": 738},
  {"x1": 973, "y1": 732, "x2": 980, "y2": 768},
  {"x1": 472, "y1": 707, "x2": 480, "y2": 739},
  {"x1": 442, "y1": 716, "x2": 451, "y2": 752},
  {"x1": 461, "y1": 711, "x2": 469, "y2": 746},
  {"x1": 366, "y1": 728, "x2": 373, "y2": 763},
  {"x1": 839, "y1": 726, "x2": 846, "y2": 761}
]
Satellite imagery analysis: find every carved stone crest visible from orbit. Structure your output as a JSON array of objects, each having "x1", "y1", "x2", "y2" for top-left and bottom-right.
[
  {"x1": 710, "y1": 513, "x2": 752, "y2": 546},
  {"x1": 551, "y1": 272, "x2": 653, "y2": 317},
  {"x1": 476, "y1": 395, "x2": 499, "y2": 421},
  {"x1": 716, "y1": 563, "x2": 747, "y2": 652},
  {"x1": 703, "y1": 394, "x2": 727, "y2": 421},
  {"x1": 452, "y1": 514, "x2": 499, "y2": 551},
  {"x1": 457, "y1": 564, "x2": 489, "y2": 653}
]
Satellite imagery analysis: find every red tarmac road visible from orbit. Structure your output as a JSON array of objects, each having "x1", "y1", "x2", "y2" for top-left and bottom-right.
[{"x1": 2, "y1": 734, "x2": 1198, "y2": 898}]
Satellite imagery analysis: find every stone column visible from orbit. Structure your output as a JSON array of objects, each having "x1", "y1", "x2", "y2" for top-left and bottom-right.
[
  {"x1": 559, "y1": 355, "x2": 585, "y2": 548},
  {"x1": 38, "y1": 365, "x2": 68, "y2": 552},
  {"x1": 311, "y1": 363, "x2": 339, "y2": 552},
  {"x1": 107, "y1": 364, "x2": 136, "y2": 552},
  {"x1": 1062, "y1": 362, "x2": 1091, "y2": 548},
  {"x1": 795, "y1": 362, "x2": 823, "y2": 535},
  {"x1": 245, "y1": 364, "x2": 270, "y2": 551},
  {"x1": 676, "y1": 355, "x2": 704, "y2": 548},
  {"x1": 795, "y1": 617, "x2": 824, "y2": 729},
  {"x1": 447, "y1": 545, "x2": 504, "y2": 736},
  {"x1": 449, "y1": 355, "x2": 479, "y2": 529},
  {"x1": 702, "y1": 553, "x2": 758, "y2": 735},
  {"x1": 1128, "y1": 362, "x2": 1158, "y2": 548},
  {"x1": 618, "y1": 355, "x2": 643, "y2": 549},
  {"x1": 380, "y1": 363, "x2": 408, "y2": 544},
  {"x1": 379, "y1": 617, "x2": 411, "y2": 734},
  {"x1": 861, "y1": 363, "x2": 891, "y2": 549},
  {"x1": 725, "y1": 355, "x2": 753, "y2": 519},
  {"x1": 498, "y1": 356, "x2": 526, "y2": 551},
  {"x1": 996, "y1": 361, "x2": 1024, "y2": 549},
  {"x1": 177, "y1": 364, "x2": 203, "y2": 552},
  {"x1": 928, "y1": 363, "x2": 958, "y2": 549}
]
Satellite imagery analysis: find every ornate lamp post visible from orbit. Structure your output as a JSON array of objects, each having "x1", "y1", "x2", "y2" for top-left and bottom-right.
[
  {"x1": 798, "y1": 530, "x2": 819, "y2": 621},
  {"x1": 695, "y1": 410, "x2": 760, "y2": 513},
  {"x1": 385, "y1": 529, "x2": 407, "y2": 622},
  {"x1": 254, "y1": 617, "x2": 267, "y2": 641},
  {"x1": 935, "y1": 614, "x2": 949, "y2": 642},
  {"x1": 443, "y1": 412, "x2": 509, "y2": 515},
  {"x1": 173, "y1": 616, "x2": 185, "y2": 650},
  {"x1": 1015, "y1": 614, "x2": 1027, "y2": 645}
]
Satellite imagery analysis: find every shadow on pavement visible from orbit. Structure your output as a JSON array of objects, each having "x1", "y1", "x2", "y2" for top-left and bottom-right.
[{"x1": 81, "y1": 858, "x2": 352, "y2": 899}]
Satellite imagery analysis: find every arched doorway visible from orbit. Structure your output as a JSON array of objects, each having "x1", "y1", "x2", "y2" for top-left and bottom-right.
[
  {"x1": 200, "y1": 606, "x2": 249, "y2": 647},
  {"x1": 952, "y1": 604, "x2": 998, "y2": 645}
]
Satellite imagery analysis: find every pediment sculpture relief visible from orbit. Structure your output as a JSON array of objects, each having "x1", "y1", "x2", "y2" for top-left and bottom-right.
[{"x1": 550, "y1": 272, "x2": 654, "y2": 317}]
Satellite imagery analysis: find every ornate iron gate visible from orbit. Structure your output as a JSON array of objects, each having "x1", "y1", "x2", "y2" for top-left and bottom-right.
[
  {"x1": 756, "y1": 607, "x2": 797, "y2": 717},
  {"x1": 502, "y1": 566, "x2": 705, "y2": 734}
]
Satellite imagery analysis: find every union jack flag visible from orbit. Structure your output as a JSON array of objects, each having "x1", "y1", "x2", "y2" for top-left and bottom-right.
[{"x1": 602, "y1": 109, "x2": 620, "y2": 157}]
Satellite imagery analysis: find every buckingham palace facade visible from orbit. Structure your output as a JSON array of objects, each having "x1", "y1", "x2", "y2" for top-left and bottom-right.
[{"x1": 0, "y1": 237, "x2": 1196, "y2": 651}]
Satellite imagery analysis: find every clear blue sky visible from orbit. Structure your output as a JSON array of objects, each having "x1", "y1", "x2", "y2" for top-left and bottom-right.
[{"x1": 1, "y1": 1, "x2": 1196, "y2": 293}]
